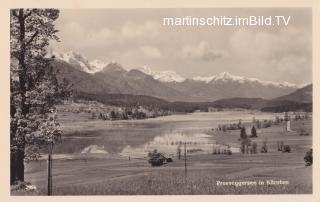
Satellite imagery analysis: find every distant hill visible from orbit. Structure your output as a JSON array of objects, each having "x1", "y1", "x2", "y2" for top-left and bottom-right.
[
  {"x1": 211, "y1": 84, "x2": 312, "y2": 112},
  {"x1": 260, "y1": 84, "x2": 312, "y2": 112},
  {"x1": 211, "y1": 98, "x2": 267, "y2": 109},
  {"x1": 271, "y1": 84, "x2": 312, "y2": 103},
  {"x1": 71, "y1": 84, "x2": 312, "y2": 113}
]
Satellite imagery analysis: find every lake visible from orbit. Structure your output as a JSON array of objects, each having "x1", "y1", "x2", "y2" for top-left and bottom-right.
[{"x1": 52, "y1": 110, "x2": 282, "y2": 159}]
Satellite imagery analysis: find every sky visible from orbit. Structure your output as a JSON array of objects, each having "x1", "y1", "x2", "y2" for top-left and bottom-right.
[{"x1": 50, "y1": 8, "x2": 312, "y2": 85}]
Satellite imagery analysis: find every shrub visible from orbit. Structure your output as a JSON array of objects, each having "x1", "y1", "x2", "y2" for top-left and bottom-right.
[
  {"x1": 240, "y1": 127, "x2": 247, "y2": 139},
  {"x1": 299, "y1": 129, "x2": 309, "y2": 136},
  {"x1": 222, "y1": 125, "x2": 227, "y2": 132},
  {"x1": 304, "y1": 149, "x2": 312, "y2": 166},
  {"x1": 282, "y1": 145, "x2": 291, "y2": 153},
  {"x1": 250, "y1": 126, "x2": 257, "y2": 138}
]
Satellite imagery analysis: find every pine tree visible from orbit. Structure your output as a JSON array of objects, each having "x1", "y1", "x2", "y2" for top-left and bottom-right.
[
  {"x1": 10, "y1": 9, "x2": 67, "y2": 184},
  {"x1": 251, "y1": 126, "x2": 257, "y2": 137}
]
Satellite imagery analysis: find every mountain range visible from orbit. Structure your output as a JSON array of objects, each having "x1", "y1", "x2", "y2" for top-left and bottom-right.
[
  {"x1": 51, "y1": 51, "x2": 308, "y2": 103},
  {"x1": 211, "y1": 84, "x2": 312, "y2": 112}
]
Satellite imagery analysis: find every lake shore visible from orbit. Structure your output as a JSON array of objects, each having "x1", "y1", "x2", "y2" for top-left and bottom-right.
[{"x1": 19, "y1": 116, "x2": 312, "y2": 195}]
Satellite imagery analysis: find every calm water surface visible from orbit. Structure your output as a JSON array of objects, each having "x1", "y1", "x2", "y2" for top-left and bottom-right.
[{"x1": 53, "y1": 111, "x2": 281, "y2": 158}]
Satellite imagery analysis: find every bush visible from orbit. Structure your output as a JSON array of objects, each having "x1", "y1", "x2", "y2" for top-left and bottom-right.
[
  {"x1": 282, "y1": 145, "x2": 291, "y2": 153},
  {"x1": 299, "y1": 129, "x2": 309, "y2": 136},
  {"x1": 222, "y1": 125, "x2": 227, "y2": 132},
  {"x1": 250, "y1": 126, "x2": 257, "y2": 138},
  {"x1": 240, "y1": 127, "x2": 247, "y2": 139},
  {"x1": 11, "y1": 181, "x2": 38, "y2": 195},
  {"x1": 304, "y1": 149, "x2": 312, "y2": 166}
]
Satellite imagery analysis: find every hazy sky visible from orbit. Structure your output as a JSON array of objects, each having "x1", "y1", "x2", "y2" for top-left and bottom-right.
[{"x1": 50, "y1": 8, "x2": 312, "y2": 85}]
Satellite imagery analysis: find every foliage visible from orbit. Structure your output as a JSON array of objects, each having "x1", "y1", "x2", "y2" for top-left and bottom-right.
[
  {"x1": 282, "y1": 145, "x2": 291, "y2": 153},
  {"x1": 304, "y1": 149, "x2": 312, "y2": 166},
  {"x1": 250, "y1": 126, "x2": 257, "y2": 137},
  {"x1": 10, "y1": 8, "x2": 67, "y2": 183},
  {"x1": 240, "y1": 127, "x2": 247, "y2": 139}
]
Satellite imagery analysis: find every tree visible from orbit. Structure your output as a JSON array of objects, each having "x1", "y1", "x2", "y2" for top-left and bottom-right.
[
  {"x1": 177, "y1": 146, "x2": 181, "y2": 159},
  {"x1": 304, "y1": 149, "x2": 312, "y2": 166},
  {"x1": 251, "y1": 126, "x2": 257, "y2": 137},
  {"x1": 240, "y1": 127, "x2": 247, "y2": 139},
  {"x1": 110, "y1": 110, "x2": 116, "y2": 120},
  {"x1": 237, "y1": 119, "x2": 242, "y2": 129},
  {"x1": 10, "y1": 9, "x2": 67, "y2": 184}
]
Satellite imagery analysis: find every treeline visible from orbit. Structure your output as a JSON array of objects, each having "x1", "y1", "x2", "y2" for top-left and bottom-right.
[
  {"x1": 95, "y1": 107, "x2": 172, "y2": 121},
  {"x1": 261, "y1": 101, "x2": 312, "y2": 112},
  {"x1": 73, "y1": 91, "x2": 213, "y2": 113},
  {"x1": 72, "y1": 91, "x2": 312, "y2": 113}
]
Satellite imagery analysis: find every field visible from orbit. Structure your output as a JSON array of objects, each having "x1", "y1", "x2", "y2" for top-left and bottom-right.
[{"x1": 16, "y1": 111, "x2": 312, "y2": 195}]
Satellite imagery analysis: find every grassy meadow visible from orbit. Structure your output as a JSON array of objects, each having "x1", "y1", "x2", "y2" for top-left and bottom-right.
[{"x1": 15, "y1": 111, "x2": 312, "y2": 195}]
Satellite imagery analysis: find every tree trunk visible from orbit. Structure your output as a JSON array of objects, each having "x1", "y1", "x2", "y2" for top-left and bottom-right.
[
  {"x1": 10, "y1": 153, "x2": 16, "y2": 185},
  {"x1": 11, "y1": 8, "x2": 27, "y2": 183},
  {"x1": 10, "y1": 81, "x2": 17, "y2": 185},
  {"x1": 16, "y1": 149, "x2": 25, "y2": 181}
]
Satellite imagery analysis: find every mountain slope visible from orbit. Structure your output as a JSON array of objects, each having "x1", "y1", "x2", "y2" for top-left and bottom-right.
[
  {"x1": 272, "y1": 84, "x2": 312, "y2": 103},
  {"x1": 93, "y1": 64, "x2": 195, "y2": 101},
  {"x1": 51, "y1": 51, "x2": 301, "y2": 102},
  {"x1": 53, "y1": 60, "x2": 110, "y2": 93},
  {"x1": 166, "y1": 72, "x2": 298, "y2": 101},
  {"x1": 137, "y1": 66, "x2": 186, "y2": 82},
  {"x1": 51, "y1": 51, "x2": 107, "y2": 73},
  {"x1": 260, "y1": 84, "x2": 312, "y2": 112},
  {"x1": 210, "y1": 84, "x2": 312, "y2": 112}
]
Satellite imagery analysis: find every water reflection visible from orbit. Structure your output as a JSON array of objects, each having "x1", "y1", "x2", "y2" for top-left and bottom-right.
[
  {"x1": 54, "y1": 111, "x2": 277, "y2": 158},
  {"x1": 120, "y1": 132, "x2": 240, "y2": 158}
]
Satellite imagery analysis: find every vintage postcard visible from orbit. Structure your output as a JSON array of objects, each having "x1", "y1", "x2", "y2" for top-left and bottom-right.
[{"x1": 1, "y1": 0, "x2": 319, "y2": 201}]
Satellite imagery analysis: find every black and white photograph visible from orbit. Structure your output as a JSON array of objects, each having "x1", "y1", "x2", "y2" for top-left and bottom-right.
[{"x1": 8, "y1": 5, "x2": 315, "y2": 196}]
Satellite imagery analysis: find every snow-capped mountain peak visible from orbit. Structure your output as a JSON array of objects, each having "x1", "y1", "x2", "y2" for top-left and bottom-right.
[
  {"x1": 192, "y1": 72, "x2": 298, "y2": 88},
  {"x1": 90, "y1": 59, "x2": 108, "y2": 70},
  {"x1": 50, "y1": 51, "x2": 299, "y2": 90},
  {"x1": 51, "y1": 51, "x2": 108, "y2": 74},
  {"x1": 192, "y1": 75, "x2": 216, "y2": 83},
  {"x1": 137, "y1": 66, "x2": 185, "y2": 82}
]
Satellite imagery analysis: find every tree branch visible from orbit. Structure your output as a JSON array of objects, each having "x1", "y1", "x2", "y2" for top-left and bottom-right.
[
  {"x1": 23, "y1": 11, "x2": 32, "y2": 20},
  {"x1": 12, "y1": 10, "x2": 18, "y2": 18},
  {"x1": 25, "y1": 31, "x2": 39, "y2": 47}
]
